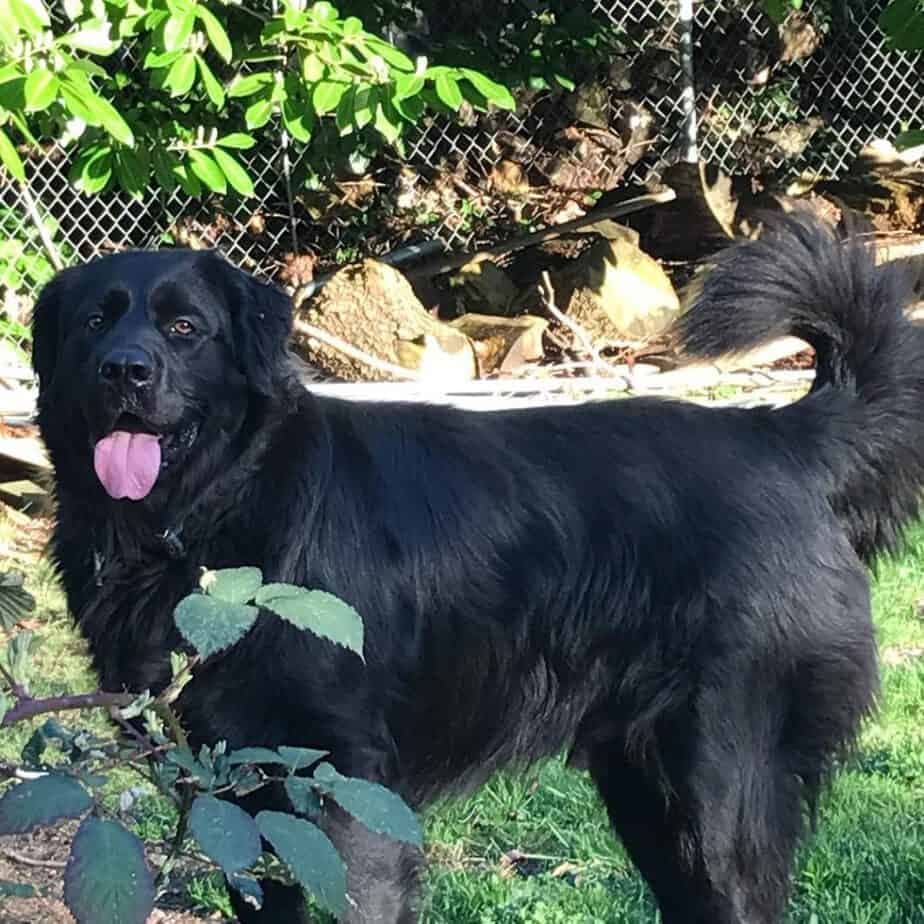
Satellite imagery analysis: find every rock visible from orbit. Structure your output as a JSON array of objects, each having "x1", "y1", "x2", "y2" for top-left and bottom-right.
[
  {"x1": 450, "y1": 313, "x2": 548, "y2": 375},
  {"x1": 448, "y1": 257, "x2": 519, "y2": 316},
  {"x1": 294, "y1": 259, "x2": 477, "y2": 382},
  {"x1": 557, "y1": 236, "x2": 680, "y2": 342}
]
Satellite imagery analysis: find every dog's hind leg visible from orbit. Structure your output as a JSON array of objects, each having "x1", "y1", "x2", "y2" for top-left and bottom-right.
[{"x1": 587, "y1": 700, "x2": 804, "y2": 924}]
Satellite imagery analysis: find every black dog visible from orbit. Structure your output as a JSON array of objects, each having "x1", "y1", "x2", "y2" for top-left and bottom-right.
[{"x1": 31, "y1": 214, "x2": 924, "y2": 923}]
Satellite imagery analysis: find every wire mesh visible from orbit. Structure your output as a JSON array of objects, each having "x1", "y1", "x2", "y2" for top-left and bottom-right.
[{"x1": 1, "y1": 0, "x2": 921, "y2": 363}]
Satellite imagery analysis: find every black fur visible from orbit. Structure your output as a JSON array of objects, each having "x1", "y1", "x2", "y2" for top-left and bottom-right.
[{"x1": 32, "y1": 214, "x2": 924, "y2": 923}]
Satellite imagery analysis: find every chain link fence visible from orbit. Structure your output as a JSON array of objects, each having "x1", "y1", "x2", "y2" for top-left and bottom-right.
[{"x1": 1, "y1": 0, "x2": 922, "y2": 366}]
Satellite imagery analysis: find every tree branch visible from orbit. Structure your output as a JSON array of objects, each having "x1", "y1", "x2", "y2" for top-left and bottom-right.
[{"x1": 0, "y1": 690, "x2": 136, "y2": 727}]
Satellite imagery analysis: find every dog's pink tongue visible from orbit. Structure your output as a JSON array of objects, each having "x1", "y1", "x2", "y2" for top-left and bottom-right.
[{"x1": 93, "y1": 431, "x2": 161, "y2": 501}]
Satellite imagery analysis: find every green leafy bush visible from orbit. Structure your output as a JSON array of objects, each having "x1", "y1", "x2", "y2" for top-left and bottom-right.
[
  {"x1": 0, "y1": 0, "x2": 555, "y2": 198},
  {"x1": 0, "y1": 567, "x2": 421, "y2": 922}
]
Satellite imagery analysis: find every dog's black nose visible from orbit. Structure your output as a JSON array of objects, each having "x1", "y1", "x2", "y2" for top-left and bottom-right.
[{"x1": 99, "y1": 346, "x2": 155, "y2": 387}]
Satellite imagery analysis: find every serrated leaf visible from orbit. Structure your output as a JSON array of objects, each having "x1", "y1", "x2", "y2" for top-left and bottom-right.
[
  {"x1": 24, "y1": 69, "x2": 58, "y2": 111},
  {"x1": 277, "y1": 746, "x2": 328, "y2": 772},
  {"x1": 255, "y1": 811, "x2": 347, "y2": 918},
  {"x1": 434, "y1": 72, "x2": 463, "y2": 111},
  {"x1": 217, "y1": 131, "x2": 256, "y2": 149},
  {"x1": 189, "y1": 795, "x2": 262, "y2": 874},
  {"x1": 227, "y1": 746, "x2": 287, "y2": 766},
  {"x1": 0, "y1": 774, "x2": 92, "y2": 834},
  {"x1": 212, "y1": 147, "x2": 254, "y2": 196},
  {"x1": 165, "y1": 52, "x2": 197, "y2": 97},
  {"x1": 196, "y1": 5, "x2": 232, "y2": 62},
  {"x1": 285, "y1": 776, "x2": 321, "y2": 816},
  {"x1": 64, "y1": 817, "x2": 154, "y2": 924},
  {"x1": 255, "y1": 585, "x2": 364, "y2": 658},
  {"x1": 226, "y1": 871, "x2": 263, "y2": 910},
  {"x1": 197, "y1": 55, "x2": 225, "y2": 107},
  {"x1": 174, "y1": 593, "x2": 258, "y2": 659},
  {"x1": 313, "y1": 763, "x2": 421, "y2": 846},
  {"x1": 201, "y1": 567, "x2": 263, "y2": 604}
]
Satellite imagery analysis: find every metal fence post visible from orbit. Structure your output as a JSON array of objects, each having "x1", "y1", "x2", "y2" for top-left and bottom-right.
[{"x1": 678, "y1": 0, "x2": 699, "y2": 164}]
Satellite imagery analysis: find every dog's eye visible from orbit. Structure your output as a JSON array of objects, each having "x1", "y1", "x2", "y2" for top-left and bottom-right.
[
  {"x1": 170, "y1": 319, "x2": 196, "y2": 337},
  {"x1": 86, "y1": 314, "x2": 105, "y2": 331}
]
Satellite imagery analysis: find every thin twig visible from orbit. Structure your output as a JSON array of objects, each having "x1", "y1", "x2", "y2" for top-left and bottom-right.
[
  {"x1": 3, "y1": 848, "x2": 66, "y2": 869},
  {"x1": 537, "y1": 271, "x2": 618, "y2": 382},
  {"x1": 292, "y1": 319, "x2": 423, "y2": 381},
  {"x1": 17, "y1": 185, "x2": 64, "y2": 272}
]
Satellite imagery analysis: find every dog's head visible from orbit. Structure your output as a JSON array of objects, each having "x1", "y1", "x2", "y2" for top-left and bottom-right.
[{"x1": 32, "y1": 250, "x2": 292, "y2": 502}]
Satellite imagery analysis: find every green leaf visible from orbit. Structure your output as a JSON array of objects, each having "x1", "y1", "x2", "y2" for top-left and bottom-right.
[
  {"x1": 228, "y1": 71, "x2": 273, "y2": 98},
  {"x1": 0, "y1": 128, "x2": 25, "y2": 184},
  {"x1": 227, "y1": 746, "x2": 289, "y2": 766},
  {"x1": 374, "y1": 99, "x2": 401, "y2": 144},
  {"x1": 151, "y1": 147, "x2": 177, "y2": 190},
  {"x1": 196, "y1": 5, "x2": 232, "y2": 62},
  {"x1": 213, "y1": 147, "x2": 254, "y2": 196},
  {"x1": 0, "y1": 575, "x2": 36, "y2": 634},
  {"x1": 282, "y1": 96, "x2": 314, "y2": 142},
  {"x1": 461, "y1": 69, "x2": 515, "y2": 111},
  {"x1": 245, "y1": 95, "x2": 274, "y2": 129},
  {"x1": 895, "y1": 129, "x2": 924, "y2": 150},
  {"x1": 174, "y1": 593, "x2": 258, "y2": 658},
  {"x1": 165, "y1": 52, "x2": 197, "y2": 97},
  {"x1": 0, "y1": 880, "x2": 40, "y2": 898},
  {"x1": 197, "y1": 55, "x2": 225, "y2": 107},
  {"x1": 284, "y1": 777, "x2": 321, "y2": 816},
  {"x1": 394, "y1": 73, "x2": 424, "y2": 101},
  {"x1": 312, "y1": 80, "x2": 348, "y2": 114},
  {"x1": 23, "y1": 69, "x2": 58, "y2": 111},
  {"x1": 366, "y1": 36, "x2": 414, "y2": 72},
  {"x1": 173, "y1": 160, "x2": 202, "y2": 196},
  {"x1": 8, "y1": 0, "x2": 49, "y2": 39},
  {"x1": 163, "y1": 9, "x2": 195, "y2": 51},
  {"x1": 113, "y1": 146, "x2": 149, "y2": 197},
  {"x1": 59, "y1": 19, "x2": 120, "y2": 55},
  {"x1": 202, "y1": 567, "x2": 263, "y2": 604},
  {"x1": 63, "y1": 817, "x2": 154, "y2": 924},
  {"x1": 255, "y1": 585, "x2": 364, "y2": 658},
  {"x1": 342, "y1": 15, "x2": 362, "y2": 36},
  {"x1": 309, "y1": 1, "x2": 337, "y2": 22},
  {"x1": 217, "y1": 131, "x2": 256, "y2": 150},
  {"x1": 301, "y1": 52, "x2": 324, "y2": 82},
  {"x1": 434, "y1": 72, "x2": 463, "y2": 111},
  {"x1": 189, "y1": 795, "x2": 262, "y2": 874},
  {"x1": 277, "y1": 746, "x2": 328, "y2": 772},
  {"x1": 255, "y1": 811, "x2": 347, "y2": 918},
  {"x1": 143, "y1": 47, "x2": 181, "y2": 68},
  {"x1": 0, "y1": 774, "x2": 92, "y2": 834},
  {"x1": 880, "y1": 0, "x2": 924, "y2": 48},
  {"x1": 70, "y1": 144, "x2": 113, "y2": 194},
  {"x1": 313, "y1": 763, "x2": 422, "y2": 846}
]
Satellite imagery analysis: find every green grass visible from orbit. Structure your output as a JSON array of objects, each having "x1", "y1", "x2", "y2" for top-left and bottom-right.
[{"x1": 5, "y1": 516, "x2": 924, "y2": 921}]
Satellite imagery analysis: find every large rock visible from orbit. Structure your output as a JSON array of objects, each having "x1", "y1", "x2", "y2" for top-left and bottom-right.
[
  {"x1": 294, "y1": 260, "x2": 477, "y2": 382},
  {"x1": 557, "y1": 233, "x2": 680, "y2": 342}
]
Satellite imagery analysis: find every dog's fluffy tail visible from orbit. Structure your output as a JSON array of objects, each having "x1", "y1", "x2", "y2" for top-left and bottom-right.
[{"x1": 674, "y1": 211, "x2": 924, "y2": 562}]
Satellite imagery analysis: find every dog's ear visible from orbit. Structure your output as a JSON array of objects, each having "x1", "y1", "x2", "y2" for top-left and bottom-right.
[
  {"x1": 31, "y1": 271, "x2": 68, "y2": 395},
  {"x1": 199, "y1": 252, "x2": 293, "y2": 397}
]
